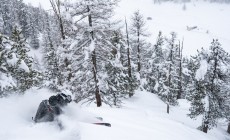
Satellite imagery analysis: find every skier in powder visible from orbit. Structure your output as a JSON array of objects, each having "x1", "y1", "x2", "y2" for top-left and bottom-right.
[{"x1": 34, "y1": 93, "x2": 72, "y2": 123}]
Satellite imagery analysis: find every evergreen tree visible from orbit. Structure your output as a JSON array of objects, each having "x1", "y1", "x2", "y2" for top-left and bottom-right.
[
  {"x1": 17, "y1": 0, "x2": 30, "y2": 38},
  {"x1": 61, "y1": 0, "x2": 119, "y2": 107},
  {"x1": 164, "y1": 32, "x2": 179, "y2": 113},
  {"x1": 144, "y1": 31, "x2": 165, "y2": 93},
  {"x1": 0, "y1": 0, "x2": 14, "y2": 35},
  {"x1": 188, "y1": 39, "x2": 230, "y2": 133},
  {"x1": 104, "y1": 30, "x2": 137, "y2": 106},
  {"x1": 42, "y1": 13, "x2": 61, "y2": 91},
  {"x1": 9, "y1": 26, "x2": 34, "y2": 92},
  {"x1": 27, "y1": 6, "x2": 40, "y2": 49},
  {"x1": 0, "y1": 33, "x2": 16, "y2": 96},
  {"x1": 124, "y1": 17, "x2": 138, "y2": 97},
  {"x1": 130, "y1": 10, "x2": 148, "y2": 77},
  {"x1": 177, "y1": 40, "x2": 184, "y2": 99},
  {"x1": 144, "y1": 32, "x2": 180, "y2": 113},
  {"x1": 220, "y1": 73, "x2": 230, "y2": 134}
]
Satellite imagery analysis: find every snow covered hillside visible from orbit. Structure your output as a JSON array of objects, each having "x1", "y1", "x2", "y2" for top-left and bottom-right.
[
  {"x1": 0, "y1": 89, "x2": 229, "y2": 140},
  {"x1": 115, "y1": 0, "x2": 230, "y2": 56}
]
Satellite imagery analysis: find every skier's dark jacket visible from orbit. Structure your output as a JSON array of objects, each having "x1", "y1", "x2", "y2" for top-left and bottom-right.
[{"x1": 34, "y1": 93, "x2": 72, "y2": 123}]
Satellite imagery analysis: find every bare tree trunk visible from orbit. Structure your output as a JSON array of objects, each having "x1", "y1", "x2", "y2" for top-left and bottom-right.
[
  {"x1": 137, "y1": 31, "x2": 141, "y2": 73},
  {"x1": 227, "y1": 122, "x2": 230, "y2": 134},
  {"x1": 125, "y1": 17, "x2": 133, "y2": 97},
  {"x1": 59, "y1": 17, "x2": 65, "y2": 40},
  {"x1": 167, "y1": 66, "x2": 172, "y2": 114},
  {"x1": 49, "y1": 0, "x2": 65, "y2": 40},
  {"x1": 177, "y1": 40, "x2": 183, "y2": 99},
  {"x1": 202, "y1": 121, "x2": 209, "y2": 133},
  {"x1": 87, "y1": 5, "x2": 101, "y2": 107},
  {"x1": 167, "y1": 46, "x2": 173, "y2": 114},
  {"x1": 125, "y1": 18, "x2": 132, "y2": 78},
  {"x1": 50, "y1": 0, "x2": 69, "y2": 86},
  {"x1": 167, "y1": 103, "x2": 169, "y2": 114}
]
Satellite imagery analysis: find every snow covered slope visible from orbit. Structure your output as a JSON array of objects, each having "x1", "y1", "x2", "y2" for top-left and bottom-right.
[
  {"x1": 115, "y1": 0, "x2": 230, "y2": 56},
  {"x1": 81, "y1": 91, "x2": 229, "y2": 140},
  {"x1": 0, "y1": 89, "x2": 229, "y2": 140}
]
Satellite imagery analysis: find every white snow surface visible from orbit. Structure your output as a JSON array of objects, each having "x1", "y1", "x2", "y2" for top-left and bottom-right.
[
  {"x1": 7, "y1": 53, "x2": 18, "y2": 66},
  {"x1": 195, "y1": 59, "x2": 208, "y2": 80},
  {"x1": 18, "y1": 60, "x2": 30, "y2": 73},
  {"x1": 0, "y1": 88, "x2": 229, "y2": 140},
  {"x1": 0, "y1": 74, "x2": 16, "y2": 90},
  {"x1": 115, "y1": 0, "x2": 230, "y2": 56}
]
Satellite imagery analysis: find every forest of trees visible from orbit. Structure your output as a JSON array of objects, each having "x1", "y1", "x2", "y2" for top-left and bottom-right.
[{"x1": 0, "y1": 0, "x2": 229, "y2": 134}]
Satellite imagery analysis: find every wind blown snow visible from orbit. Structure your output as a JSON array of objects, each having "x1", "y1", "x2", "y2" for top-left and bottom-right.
[{"x1": 0, "y1": 89, "x2": 228, "y2": 140}]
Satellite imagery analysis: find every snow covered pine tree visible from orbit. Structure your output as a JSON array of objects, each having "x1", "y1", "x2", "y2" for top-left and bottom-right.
[
  {"x1": 54, "y1": 0, "x2": 124, "y2": 106},
  {"x1": 188, "y1": 39, "x2": 230, "y2": 133}
]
